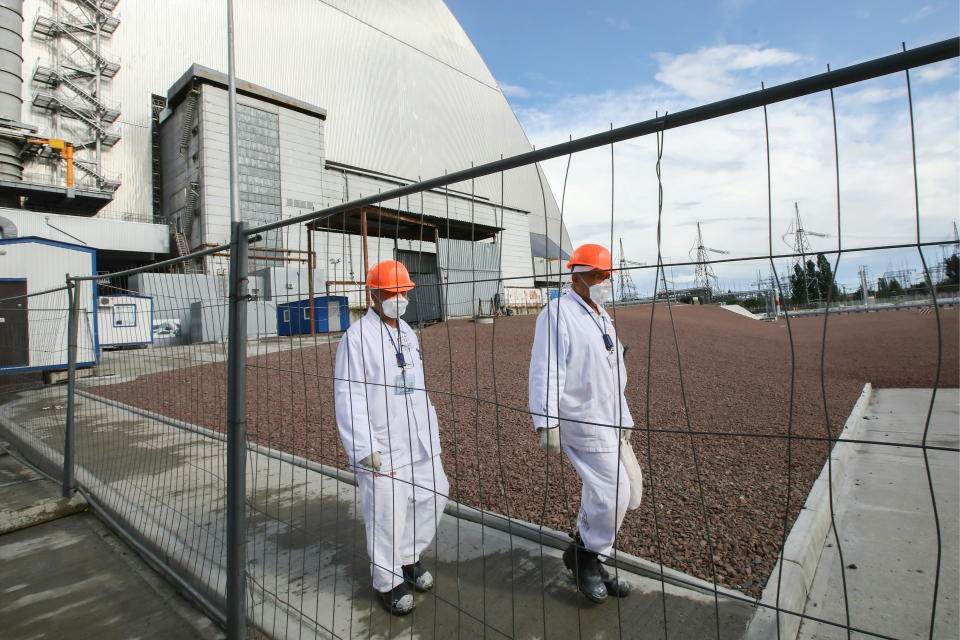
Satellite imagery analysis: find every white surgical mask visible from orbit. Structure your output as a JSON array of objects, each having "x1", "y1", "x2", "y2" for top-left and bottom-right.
[
  {"x1": 381, "y1": 296, "x2": 409, "y2": 319},
  {"x1": 588, "y1": 281, "x2": 613, "y2": 304}
]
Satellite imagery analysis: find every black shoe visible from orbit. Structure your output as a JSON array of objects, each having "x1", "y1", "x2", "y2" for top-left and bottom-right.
[
  {"x1": 598, "y1": 562, "x2": 631, "y2": 597},
  {"x1": 562, "y1": 535, "x2": 608, "y2": 603},
  {"x1": 377, "y1": 582, "x2": 415, "y2": 616},
  {"x1": 402, "y1": 561, "x2": 434, "y2": 591}
]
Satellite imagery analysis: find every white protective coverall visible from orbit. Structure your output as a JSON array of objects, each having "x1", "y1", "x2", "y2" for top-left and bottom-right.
[
  {"x1": 334, "y1": 308, "x2": 449, "y2": 592},
  {"x1": 528, "y1": 289, "x2": 635, "y2": 558}
]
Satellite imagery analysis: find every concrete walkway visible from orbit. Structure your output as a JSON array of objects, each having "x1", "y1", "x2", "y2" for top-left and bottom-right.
[
  {"x1": 0, "y1": 446, "x2": 223, "y2": 640},
  {"x1": 0, "y1": 384, "x2": 756, "y2": 640},
  {"x1": 797, "y1": 389, "x2": 959, "y2": 640}
]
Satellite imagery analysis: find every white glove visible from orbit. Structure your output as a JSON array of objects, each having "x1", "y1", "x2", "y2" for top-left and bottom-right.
[
  {"x1": 619, "y1": 431, "x2": 643, "y2": 510},
  {"x1": 358, "y1": 452, "x2": 382, "y2": 472},
  {"x1": 538, "y1": 427, "x2": 561, "y2": 456}
]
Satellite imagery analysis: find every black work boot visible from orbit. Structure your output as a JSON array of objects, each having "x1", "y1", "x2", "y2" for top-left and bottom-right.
[
  {"x1": 402, "y1": 561, "x2": 434, "y2": 591},
  {"x1": 598, "y1": 562, "x2": 631, "y2": 597},
  {"x1": 562, "y1": 534, "x2": 608, "y2": 603},
  {"x1": 377, "y1": 582, "x2": 415, "y2": 616}
]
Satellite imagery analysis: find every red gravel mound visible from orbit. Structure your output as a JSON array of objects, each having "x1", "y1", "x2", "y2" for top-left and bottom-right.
[{"x1": 95, "y1": 304, "x2": 959, "y2": 596}]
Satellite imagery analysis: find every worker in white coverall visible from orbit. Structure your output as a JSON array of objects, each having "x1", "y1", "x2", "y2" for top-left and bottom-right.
[
  {"x1": 334, "y1": 260, "x2": 449, "y2": 616},
  {"x1": 528, "y1": 243, "x2": 644, "y2": 603}
]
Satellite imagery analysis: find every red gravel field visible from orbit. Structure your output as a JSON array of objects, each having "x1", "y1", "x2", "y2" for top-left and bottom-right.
[{"x1": 94, "y1": 304, "x2": 959, "y2": 596}]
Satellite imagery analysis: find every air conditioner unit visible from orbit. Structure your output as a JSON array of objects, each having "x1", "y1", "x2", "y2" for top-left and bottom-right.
[{"x1": 98, "y1": 296, "x2": 113, "y2": 307}]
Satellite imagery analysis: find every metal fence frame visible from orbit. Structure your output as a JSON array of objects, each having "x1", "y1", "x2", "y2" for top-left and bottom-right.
[{"x1": 12, "y1": 35, "x2": 954, "y2": 639}]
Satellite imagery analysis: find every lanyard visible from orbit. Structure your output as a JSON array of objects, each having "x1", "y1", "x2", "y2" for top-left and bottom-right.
[
  {"x1": 381, "y1": 320, "x2": 410, "y2": 369},
  {"x1": 571, "y1": 295, "x2": 615, "y2": 351}
]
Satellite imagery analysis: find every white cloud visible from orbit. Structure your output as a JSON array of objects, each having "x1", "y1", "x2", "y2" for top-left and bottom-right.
[
  {"x1": 842, "y1": 86, "x2": 906, "y2": 105},
  {"x1": 915, "y1": 60, "x2": 956, "y2": 83},
  {"x1": 900, "y1": 4, "x2": 936, "y2": 23},
  {"x1": 516, "y1": 48, "x2": 959, "y2": 293},
  {"x1": 605, "y1": 17, "x2": 631, "y2": 31},
  {"x1": 653, "y1": 44, "x2": 803, "y2": 101},
  {"x1": 500, "y1": 82, "x2": 533, "y2": 98}
]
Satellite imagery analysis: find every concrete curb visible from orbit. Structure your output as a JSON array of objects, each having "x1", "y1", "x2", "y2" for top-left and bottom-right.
[
  {"x1": 0, "y1": 492, "x2": 89, "y2": 535},
  {"x1": 745, "y1": 382, "x2": 873, "y2": 640}
]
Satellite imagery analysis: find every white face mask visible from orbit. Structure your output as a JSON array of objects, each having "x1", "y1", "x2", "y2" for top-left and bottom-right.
[
  {"x1": 588, "y1": 281, "x2": 613, "y2": 304},
  {"x1": 380, "y1": 295, "x2": 409, "y2": 319}
]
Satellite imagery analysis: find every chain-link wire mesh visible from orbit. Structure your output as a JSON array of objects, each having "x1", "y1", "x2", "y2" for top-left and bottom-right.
[{"x1": 0, "y1": 39, "x2": 957, "y2": 640}]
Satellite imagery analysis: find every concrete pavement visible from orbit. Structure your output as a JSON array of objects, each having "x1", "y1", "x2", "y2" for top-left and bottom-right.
[
  {"x1": 796, "y1": 389, "x2": 959, "y2": 640},
  {"x1": 0, "y1": 446, "x2": 224, "y2": 640}
]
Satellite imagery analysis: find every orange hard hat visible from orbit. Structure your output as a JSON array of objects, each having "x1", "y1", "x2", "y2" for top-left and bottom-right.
[
  {"x1": 366, "y1": 260, "x2": 415, "y2": 292},
  {"x1": 566, "y1": 244, "x2": 613, "y2": 271}
]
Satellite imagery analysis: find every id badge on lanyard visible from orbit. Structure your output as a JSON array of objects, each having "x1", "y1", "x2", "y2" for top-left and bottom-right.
[
  {"x1": 394, "y1": 371, "x2": 415, "y2": 395},
  {"x1": 606, "y1": 348, "x2": 619, "y2": 368}
]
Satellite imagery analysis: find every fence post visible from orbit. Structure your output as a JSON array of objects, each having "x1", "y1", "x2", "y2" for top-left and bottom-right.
[
  {"x1": 63, "y1": 275, "x2": 79, "y2": 497},
  {"x1": 226, "y1": 220, "x2": 249, "y2": 639}
]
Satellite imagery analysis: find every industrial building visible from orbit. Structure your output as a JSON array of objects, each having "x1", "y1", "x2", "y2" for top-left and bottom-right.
[{"x1": 0, "y1": 0, "x2": 572, "y2": 341}]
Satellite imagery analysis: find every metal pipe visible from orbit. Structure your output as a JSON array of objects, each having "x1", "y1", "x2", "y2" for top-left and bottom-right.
[
  {"x1": 62, "y1": 276, "x2": 79, "y2": 497},
  {"x1": 227, "y1": 0, "x2": 241, "y2": 226},
  {"x1": 245, "y1": 37, "x2": 959, "y2": 238},
  {"x1": 307, "y1": 228, "x2": 315, "y2": 335},
  {"x1": 64, "y1": 143, "x2": 73, "y2": 188},
  {"x1": 70, "y1": 243, "x2": 230, "y2": 281},
  {"x1": 225, "y1": 220, "x2": 249, "y2": 639},
  {"x1": 361, "y1": 208, "x2": 369, "y2": 307},
  {"x1": 0, "y1": 0, "x2": 23, "y2": 182}
]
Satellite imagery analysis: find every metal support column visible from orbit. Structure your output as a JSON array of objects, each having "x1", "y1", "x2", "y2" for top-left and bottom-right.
[
  {"x1": 307, "y1": 228, "x2": 315, "y2": 335},
  {"x1": 62, "y1": 275, "x2": 79, "y2": 497},
  {"x1": 225, "y1": 221, "x2": 249, "y2": 639}
]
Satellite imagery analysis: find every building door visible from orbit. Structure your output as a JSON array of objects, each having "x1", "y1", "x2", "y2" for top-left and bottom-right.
[
  {"x1": 0, "y1": 280, "x2": 28, "y2": 367},
  {"x1": 395, "y1": 250, "x2": 442, "y2": 324}
]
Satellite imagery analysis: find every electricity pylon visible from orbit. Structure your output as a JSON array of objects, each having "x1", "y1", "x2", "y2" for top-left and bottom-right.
[
  {"x1": 690, "y1": 222, "x2": 728, "y2": 290},
  {"x1": 782, "y1": 202, "x2": 828, "y2": 304},
  {"x1": 616, "y1": 237, "x2": 642, "y2": 300}
]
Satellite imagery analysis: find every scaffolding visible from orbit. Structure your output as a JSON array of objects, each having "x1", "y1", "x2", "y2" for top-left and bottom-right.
[{"x1": 30, "y1": 0, "x2": 122, "y2": 193}]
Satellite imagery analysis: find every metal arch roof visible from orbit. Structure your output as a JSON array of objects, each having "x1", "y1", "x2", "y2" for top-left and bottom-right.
[{"x1": 229, "y1": 0, "x2": 571, "y2": 253}]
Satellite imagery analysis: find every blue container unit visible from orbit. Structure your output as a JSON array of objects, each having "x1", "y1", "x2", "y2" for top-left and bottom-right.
[{"x1": 277, "y1": 296, "x2": 349, "y2": 336}]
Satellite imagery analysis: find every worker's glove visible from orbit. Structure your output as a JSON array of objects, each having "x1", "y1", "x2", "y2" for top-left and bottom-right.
[
  {"x1": 538, "y1": 427, "x2": 561, "y2": 456},
  {"x1": 358, "y1": 452, "x2": 382, "y2": 472},
  {"x1": 619, "y1": 436, "x2": 643, "y2": 510}
]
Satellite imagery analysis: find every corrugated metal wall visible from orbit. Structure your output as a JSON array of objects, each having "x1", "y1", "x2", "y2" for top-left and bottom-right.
[
  {"x1": 438, "y1": 238, "x2": 501, "y2": 317},
  {"x1": 395, "y1": 249, "x2": 442, "y2": 324}
]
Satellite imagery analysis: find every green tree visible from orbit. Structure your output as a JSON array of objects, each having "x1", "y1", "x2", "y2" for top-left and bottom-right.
[
  {"x1": 942, "y1": 253, "x2": 959, "y2": 286},
  {"x1": 789, "y1": 263, "x2": 807, "y2": 304},
  {"x1": 815, "y1": 253, "x2": 840, "y2": 301}
]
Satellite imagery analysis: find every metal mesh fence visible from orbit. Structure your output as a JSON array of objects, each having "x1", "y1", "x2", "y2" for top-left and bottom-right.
[{"x1": 0, "y1": 39, "x2": 957, "y2": 640}]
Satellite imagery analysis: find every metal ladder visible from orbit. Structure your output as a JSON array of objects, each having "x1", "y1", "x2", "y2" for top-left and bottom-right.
[
  {"x1": 33, "y1": 66, "x2": 119, "y2": 122},
  {"x1": 179, "y1": 88, "x2": 200, "y2": 154},
  {"x1": 33, "y1": 15, "x2": 121, "y2": 77},
  {"x1": 172, "y1": 231, "x2": 197, "y2": 273}
]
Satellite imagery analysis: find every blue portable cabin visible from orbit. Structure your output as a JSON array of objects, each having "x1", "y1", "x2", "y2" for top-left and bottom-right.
[{"x1": 277, "y1": 296, "x2": 349, "y2": 336}]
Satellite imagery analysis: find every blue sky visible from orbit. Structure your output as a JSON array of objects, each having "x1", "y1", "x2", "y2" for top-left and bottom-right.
[
  {"x1": 447, "y1": 1, "x2": 959, "y2": 293},
  {"x1": 449, "y1": 1, "x2": 957, "y2": 109}
]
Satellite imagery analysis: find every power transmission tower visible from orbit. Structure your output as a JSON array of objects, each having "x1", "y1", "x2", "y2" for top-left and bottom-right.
[
  {"x1": 782, "y1": 202, "x2": 828, "y2": 304},
  {"x1": 616, "y1": 237, "x2": 642, "y2": 301},
  {"x1": 690, "y1": 222, "x2": 728, "y2": 291}
]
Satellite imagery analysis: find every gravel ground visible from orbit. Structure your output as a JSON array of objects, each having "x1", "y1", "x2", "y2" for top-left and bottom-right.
[{"x1": 94, "y1": 304, "x2": 959, "y2": 596}]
